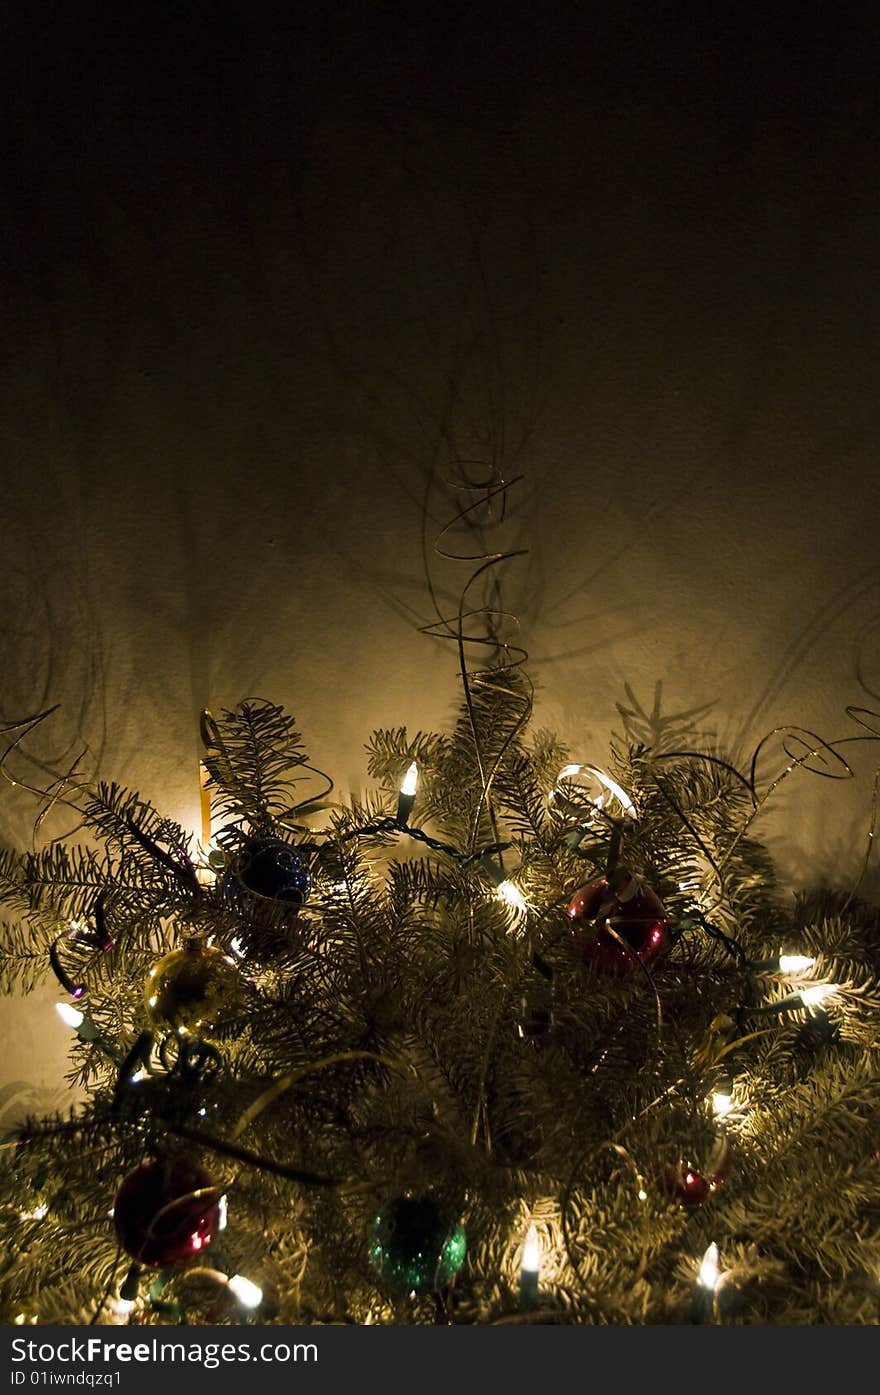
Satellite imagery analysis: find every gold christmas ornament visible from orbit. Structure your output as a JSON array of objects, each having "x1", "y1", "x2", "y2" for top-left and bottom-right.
[{"x1": 144, "y1": 939, "x2": 241, "y2": 1035}]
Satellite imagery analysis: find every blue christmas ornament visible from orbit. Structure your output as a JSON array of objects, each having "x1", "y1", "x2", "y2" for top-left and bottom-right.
[{"x1": 223, "y1": 835, "x2": 311, "y2": 910}]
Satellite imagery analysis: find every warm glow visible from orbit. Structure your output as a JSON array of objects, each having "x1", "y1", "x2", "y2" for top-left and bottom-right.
[
  {"x1": 55, "y1": 1002, "x2": 84, "y2": 1029},
  {"x1": 112, "y1": 1298, "x2": 134, "y2": 1316},
  {"x1": 228, "y1": 1274, "x2": 262, "y2": 1308},
  {"x1": 637, "y1": 1187, "x2": 648, "y2": 1202},
  {"x1": 496, "y1": 880, "x2": 527, "y2": 913},
  {"x1": 521, "y1": 1224, "x2": 541, "y2": 1275},
  {"x1": 218, "y1": 1194, "x2": 228, "y2": 1231},
  {"x1": 779, "y1": 953, "x2": 816, "y2": 974},
  {"x1": 711, "y1": 1091, "x2": 733, "y2": 1118},
  {"x1": 400, "y1": 761, "x2": 419, "y2": 796},
  {"x1": 698, "y1": 1242, "x2": 719, "y2": 1290},
  {"x1": 800, "y1": 983, "x2": 838, "y2": 1007}
]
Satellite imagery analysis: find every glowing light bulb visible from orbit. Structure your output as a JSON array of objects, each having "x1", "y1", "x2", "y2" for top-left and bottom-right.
[
  {"x1": 519, "y1": 1223, "x2": 541, "y2": 1309},
  {"x1": 396, "y1": 761, "x2": 419, "y2": 824},
  {"x1": 637, "y1": 1188, "x2": 648, "y2": 1202},
  {"x1": 800, "y1": 983, "x2": 838, "y2": 1007},
  {"x1": 217, "y1": 1195, "x2": 228, "y2": 1231},
  {"x1": 521, "y1": 1225, "x2": 541, "y2": 1276},
  {"x1": 228, "y1": 1274, "x2": 262, "y2": 1309},
  {"x1": 698, "y1": 1242, "x2": 719, "y2": 1290},
  {"x1": 496, "y1": 880, "x2": 527, "y2": 914},
  {"x1": 778, "y1": 953, "x2": 816, "y2": 974},
  {"x1": 711, "y1": 1091, "x2": 733, "y2": 1118},
  {"x1": 55, "y1": 1002, "x2": 84, "y2": 1029},
  {"x1": 19, "y1": 1204, "x2": 48, "y2": 1221}
]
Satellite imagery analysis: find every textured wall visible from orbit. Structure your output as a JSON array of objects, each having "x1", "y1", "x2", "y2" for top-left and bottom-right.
[{"x1": 2, "y1": 7, "x2": 879, "y2": 1103}]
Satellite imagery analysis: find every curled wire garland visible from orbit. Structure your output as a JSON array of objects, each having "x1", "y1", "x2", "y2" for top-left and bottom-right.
[{"x1": 417, "y1": 463, "x2": 533, "y2": 854}]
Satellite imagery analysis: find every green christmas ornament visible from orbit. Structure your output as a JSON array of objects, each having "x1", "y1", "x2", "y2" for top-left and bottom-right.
[{"x1": 368, "y1": 1195, "x2": 466, "y2": 1294}]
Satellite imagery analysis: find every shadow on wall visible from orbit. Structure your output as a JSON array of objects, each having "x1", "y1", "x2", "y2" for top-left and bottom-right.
[
  {"x1": 0, "y1": 1077, "x2": 74, "y2": 1137},
  {"x1": 602, "y1": 676, "x2": 880, "y2": 903},
  {"x1": 0, "y1": 515, "x2": 108, "y2": 851}
]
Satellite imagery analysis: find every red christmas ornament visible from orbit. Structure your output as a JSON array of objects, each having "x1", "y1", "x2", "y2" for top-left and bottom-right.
[
  {"x1": 660, "y1": 1163, "x2": 711, "y2": 1208},
  {"x1": 660, "y1": 1134, "x2": 731, "y2": 1209},
  {"x1": 567, "y1": 869, "x2": 668, "y2": 974},
  {"x1": 113, "y1": 1158, "x2": 222, "y2": 1268}
]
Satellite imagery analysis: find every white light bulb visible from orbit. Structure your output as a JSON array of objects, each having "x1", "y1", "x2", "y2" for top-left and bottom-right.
[
  {"x1": 778, "y1": 954, "x2": 816, "y2": 974},
  {"x1": 800, "y1": 983, "x2": 838, "y2": 1007},
  {"x1": 55, "y1": 1002, "x2": 84, "y2": 1029},
  {"x1": 217, "y1": 1194, "x2": 228, "y2": 1231},
  {"x1": 637, "y1": 1188, "x2": 648, "y2": 1202},
  {"x1": 228, "y1": 1274, "x2": 262, "y2": 1309},
  {"x1": 19, "y1": 1204, "x2": 48, "y2": 1221},
  {"x1": 521, "y1": 1224, "x2": 541, "y2": 1275},
  {"x1": 496, "y1": 880, "x2": 527, "y2": 913},
  {"x1": 711, "y1": 1091, "x2": 733, "y2": 1118},
  {"x1": 400, "y1": 762, "x2": 418, "y2": 797},
  {"x1": 698, "y1": 1242, "x2": 719, "y2": 1290}
]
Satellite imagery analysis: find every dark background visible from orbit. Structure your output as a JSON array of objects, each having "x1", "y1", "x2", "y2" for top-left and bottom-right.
[{"x1": 1, "y1": 3, "x2": 879, "y2": 1094}]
